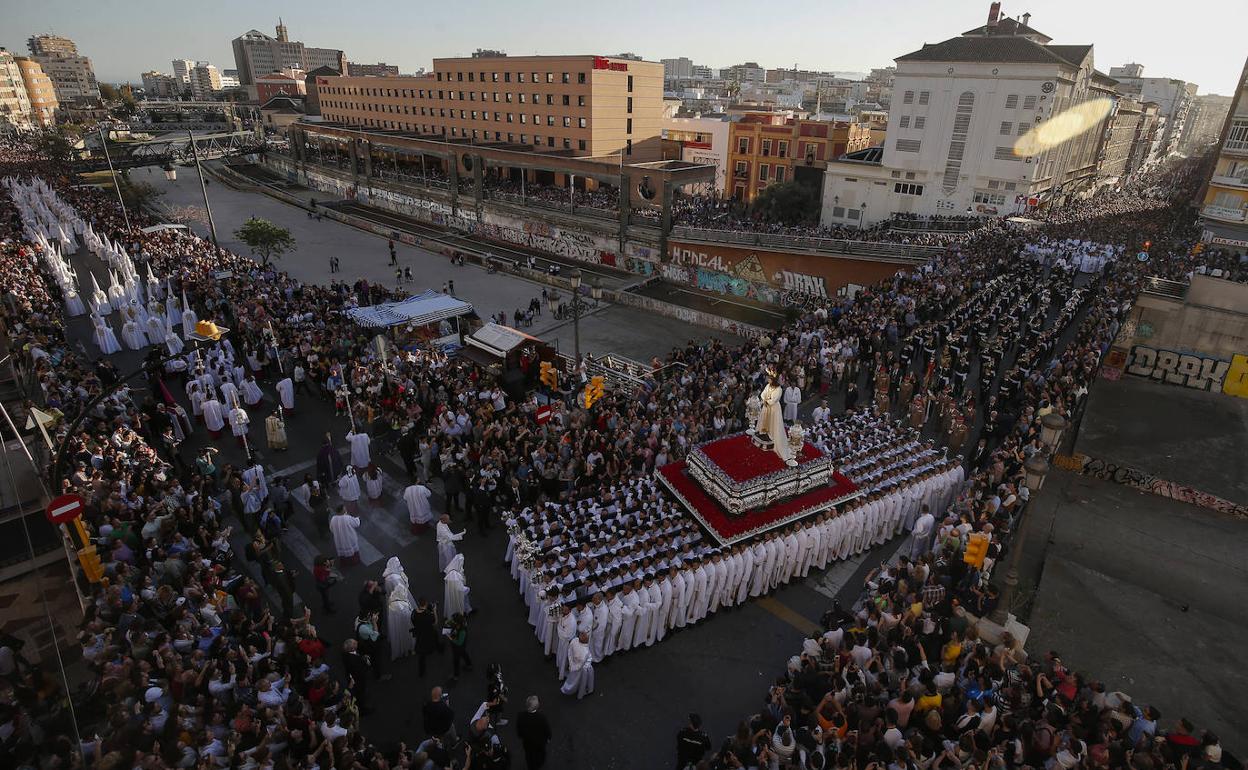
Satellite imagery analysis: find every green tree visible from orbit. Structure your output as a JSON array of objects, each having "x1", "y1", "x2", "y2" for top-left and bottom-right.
[
  {"x1": 34, "y1": 131, "x2": 75, "y2": 164},
  {"x1": 98, "y1": 83, "x2": 120, "y2": 101},
  {"x1": 749, "y1": 180, "x2": 821, "y2": 226},
  {"x1": 120, "y1": 179, "x2": 163, "y2": 210},
  {"x1": 234, "y1": 217, "x2": 296, "y2": 267}
]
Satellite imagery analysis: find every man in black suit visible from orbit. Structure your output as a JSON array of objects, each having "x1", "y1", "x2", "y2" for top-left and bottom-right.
[{"x1": 515, "y1": 695, "x2": 552, "y2": 770}]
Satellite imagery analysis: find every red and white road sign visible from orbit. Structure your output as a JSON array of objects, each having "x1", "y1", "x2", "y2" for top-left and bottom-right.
[
  {"x1": 45, "y1": 494, "x2": 85, "y2": 524},
  {"x1": 535, "y1": 405, "x2": 553, "y2": 424}
]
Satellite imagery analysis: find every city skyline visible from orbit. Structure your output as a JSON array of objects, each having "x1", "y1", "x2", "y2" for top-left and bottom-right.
[{"x1": 3, "y1": 0, "x2": 1242, "y2": 94}]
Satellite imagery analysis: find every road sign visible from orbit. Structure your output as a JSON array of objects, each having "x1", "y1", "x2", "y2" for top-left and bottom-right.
[
  {"x1": 46, "y1": 494, "x2": 85, "y2": 524},
  {"x1": 535, "y1": 405, "x2": 553, "y2": 424}
]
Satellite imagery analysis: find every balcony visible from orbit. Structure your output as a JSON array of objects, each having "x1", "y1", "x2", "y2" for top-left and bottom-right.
[
  {"x1": 1201, "y1": 204, "x2": 1247, "y2": 222},
  {"x1": 1210, "y1": 174, "x2": 1248, "y2": 189},
  {"x1": 1225, "y1": 139, "x2": 1248, "y2": 156}
]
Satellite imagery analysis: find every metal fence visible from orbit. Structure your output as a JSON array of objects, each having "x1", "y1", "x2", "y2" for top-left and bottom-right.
[{"x1": 669, "y1": 226, "x2": 943, "y2": 261}]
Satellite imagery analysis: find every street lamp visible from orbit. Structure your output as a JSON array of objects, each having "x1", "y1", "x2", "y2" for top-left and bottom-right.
[
  {"x1": 1023, "y1": 454, "x2": 1050, "y2": 492},
  {"x1": 991, "y1": 453, "x2": 1051, "y2": 627},
  {"x1": 966, "y1": 205, "x2": 974, "y2": 217},
  {"x1": 570, "y1": 268, "x2": 583, "y2": 361},
  {"x1": 163, "y1": 163, "x2": 177, "y2": 181},
  {"x1": 859, "y1": 201, "x2": 867, "y2": 230},
  {"x1": 1039, "y1": 412, "x2": 1068, "y2": 453},
  {"x1": 187, "y1": 131, "x2": 219, "y2": 249},
  {"x1": 590, "y1": 279, "x2": 603, "y2": 307}
]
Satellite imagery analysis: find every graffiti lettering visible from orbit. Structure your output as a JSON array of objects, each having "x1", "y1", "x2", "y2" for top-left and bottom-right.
[
  {"x1": 1056, "y1": 453, "x2": 1248, "y2": 518},
  {"x1": 1225, "y1": 354, "x2": 1248, "y2": 398},
  {"x1": 1126, "y1": 345, "x2": 1237, "y2": 395},
  {"x1": 777, "y1": 270, "x2": 828, "y2": 298},
  {"x1": 671, "y1": 246, "x2": 728, "y2": 272}
]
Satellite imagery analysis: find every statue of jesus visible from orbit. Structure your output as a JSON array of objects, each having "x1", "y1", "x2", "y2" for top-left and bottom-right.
[{"x1": 755, "y1": 370, "x2": 792, "y2": 462}]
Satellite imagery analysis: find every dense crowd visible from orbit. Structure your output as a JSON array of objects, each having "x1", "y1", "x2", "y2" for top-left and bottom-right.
[{"x1": 0, "y1": 130, "x2": 1239, "y2": 770}]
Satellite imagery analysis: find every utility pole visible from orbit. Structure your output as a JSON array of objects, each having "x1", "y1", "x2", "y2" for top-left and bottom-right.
[{"x1": 187, "y1": 131, "x2": 219, "y2": 248}]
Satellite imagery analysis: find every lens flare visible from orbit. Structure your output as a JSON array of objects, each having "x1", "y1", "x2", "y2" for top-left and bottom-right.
[{"x1": 1014, "y1": 97, "x2": 1114, "y2": 157}]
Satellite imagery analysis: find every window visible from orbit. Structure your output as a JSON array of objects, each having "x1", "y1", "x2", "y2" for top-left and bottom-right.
[
  {"x1": 759, "y1": 164, "x2": 769, "y2": 182},
  {"x1": 520, "y1": 114, "x2": 526, "y2": 124},
  {"x1": 627, "y1": 75, "x2": 633, "y2": 92},
  {"x1": 899, "y1": 116, "x2": 910, "y2": 129},
  {"x1": 456, "y1": 72, "x2": 463, "y2": 82},
  {"x1": 547, "y1": 115, "x2": 555, "y2": 126},
  {"x1": 894, "y1": 183, "x2": 923, "y2": 195},
  {"x1": 994, "y1": 146, "x2": 1021, "y2": 161},
  {"x1": 546, "y1": 72, "x2": 553, "y2": 83},
  {"x1": 534, "y1": 135, "x2": 541, "y2": 144},
  {"x1": 563, "y1": 138, "x2": 571, "y2": 149},
  {"x1": 577, "y1": 95, "x2": 585, "y2": 107},
  {"x1": 437, "y1": 73, "x2": 442, "y2": 81},
  {"x1": 895, "y1": 139, "x2": 921, "y2": 152},
  {"x1": 518, "y1": 73, "x2": 524, "y2": 83},
  {"x1": 918, "y1": 91, "x2": 930, "y2": 105},
  {"x1": 561, "y1": 72, "x2": 570, "y2": 84},
  {"x1": 762, "y1": 139, "x2": 772, "y2": 156},
  {"x1": 1005, "y1": 94, "x2": 1018, "y2": 109},
  {"x1": 625, "y1": 118, "x2": 631, "y2": 133},
  {"x1": 504, "y1": 72, "x2": 511, "y2": 82},
  {"x1": 1004, "y1": 182, "x2": 1017, "y2": 191},
  {"x1": 778, "y1": 141, "x2": 788, "y2": 158},
  {"x1": 1023, "y1": 95, "x2": 1037, "y2": 110},
  {"x1": 774, "y1": 166, "x2": 785, "y2": 183},
  {"x1": 491, "y1": 72, "x2": 499, "y2": 82},
  {"x1": 734, "y1": 161, "x2": 748, "y2": 178},
  {"x1": 532, "y1": 72, "x2": 539, "y2": 83},
  {"x1": 578, "y1": 139, "x2": 587, "y2": 150},
  {"x1": 505, "y1": 93, "x2": 512, "y2": 103},
  {"x1": 546, "y1": 94, "x2": 553, "y2": 105},
  {"x1": 519, "y1": 94, "x2": 525, "y2": 103},
  {"x1": 1017, "y1": 123, "x2": 1029, "y2": 136},
  {"x1": 471, "y1": 111, "x2": 478, "y2": 120},
  {"x1": 563, "y1": 116, "x2": 571, "y2": 127},
  {"x1": 973, "y1": 191, "x2": 1006, "y2": 205},
  {"x1": 903, "y1": 90, "x2": 914, "y2": 104},
  {"x1": 521, "y1": 133, "x2": 527, "y2": 142},
  {"x1": 562, "y1": 95, "x2": 570, "y2": 106},
  {"x1": 578, "y1": 72, "x2": 587, "y2": 84},
  {"x1": 738, "y1": 137, "x2": 750, "y2": 154},
  {"x1": 547, "y1": 137, "x2": 554, "y2": 147},
  {"x1": 507, "y1": 113, "x2": 513, "y2": 123},
  {"x1": 891, "y1": 170, "x2": 901, "y2": 178},
  {"x1": 469, "y1": 92, "x2": 476, "y2": 101},
  {"x1": 533, "y1": 93, "x2": 539, "y2": 104},
  {"x1": 987, "y1": 180, "x2": 1000, "y2": 189},
  {"x1": 626, "y1": 139, "x2": 632, "y2": 155},
  {"x1": 492, "y1": 92, "x2": 499, "y2": 102},
  {"x1": 914, "y1": 117, "x2": 926, "y2": 129},
  {"x1": 1000, "y1": 122, "x2": 1013, "y2": 135}
]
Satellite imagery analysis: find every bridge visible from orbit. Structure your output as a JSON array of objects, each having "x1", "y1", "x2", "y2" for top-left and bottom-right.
[{"x1": 72, "y1": 131, "x2": 267, "y2": 173}]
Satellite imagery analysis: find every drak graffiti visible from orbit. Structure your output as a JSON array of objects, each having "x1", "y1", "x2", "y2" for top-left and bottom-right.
[
  {"x1": 1126, "y1": 346, "x2": 1248, "y2": 398},
  {"x1": 1054, "y1": 453, "x2": 1247, "y2": 519}
]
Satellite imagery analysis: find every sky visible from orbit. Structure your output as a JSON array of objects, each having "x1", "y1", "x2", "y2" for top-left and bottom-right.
[{"x1": 4, "y1": 0, "x2": 1245, "y2": 94}]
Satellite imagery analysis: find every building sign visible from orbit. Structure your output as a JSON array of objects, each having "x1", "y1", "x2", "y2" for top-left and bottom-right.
[{"x1": 593, "y1": 57, "x2": 628, "y2": 71}]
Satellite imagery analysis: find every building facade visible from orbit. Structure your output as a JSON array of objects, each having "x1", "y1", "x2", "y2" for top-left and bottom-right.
[
  {"x1": 662, "y1": 57, "x2": 695, "y2": 82},
  {"x1": 347, "y1": 62, "x2": 400, "y2": 77},
  {"x1": 0, "y1": 51, "x2": 33, "y2": 130},
  {"x1": 231, "y1": 22, "x2": 346, "y2": 94},
  {"x1": 172, "y1": 59, "x2": 195, "y2": 85},
  {"x1": 15, "y1": 57, "x2": 57, "y2": 126},
  {"x1": 142, "y1": 71, "x2": 179, "y2": 99},
  {"x1": 1109, "y1": 63, "x2": 1196, "y2": 159},
  {"x1": 255, "y1": 72, "x2": 306, "y2": 102},
  {"x1": 317, "y1": 55, "x2": 664, "y2": 160},
  {"x1": 728, "y1": 113, "x2": 871, "y2": 201},
  {"x1": 663, "y1": 114, "x2": 731, "y2": 194},
  {"x1": 190, "y1": 63, "x2": 222, "y2": 100},
  {"x1": 27, "y1": 34, "x2": 97, "y2": 105},
  {"x1": 1180, "y1": 93, "x2": 1232, "y2": 155},
  {"x1": 1198, "y1": 57, "x2": 1248, "y2": 254},
  {"x1": 822, "y1": 5, "x2": 1117, "y2": 226}
]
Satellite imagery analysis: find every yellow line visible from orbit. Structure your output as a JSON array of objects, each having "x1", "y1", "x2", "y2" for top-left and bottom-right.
[{"x1": 756, "y1": 597, "x2": 820, "y2": 635}]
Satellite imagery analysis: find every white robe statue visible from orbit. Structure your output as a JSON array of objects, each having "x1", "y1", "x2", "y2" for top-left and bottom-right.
[{"x1": 755, "y1": 379, "x2": 792, "y2": 461}]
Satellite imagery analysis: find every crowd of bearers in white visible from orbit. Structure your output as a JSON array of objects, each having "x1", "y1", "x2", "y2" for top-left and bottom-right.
[{"x1": 505, "y1": 413, "x2": 964, "y2": 690}]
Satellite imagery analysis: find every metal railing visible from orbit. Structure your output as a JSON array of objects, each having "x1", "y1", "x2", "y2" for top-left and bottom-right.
[
  {"x1": 669, "y1": 226, "x2": 943, "y2": 261},
  {"x1": 1140, "y1": 276, "x2": 1189, "y2": 300}
]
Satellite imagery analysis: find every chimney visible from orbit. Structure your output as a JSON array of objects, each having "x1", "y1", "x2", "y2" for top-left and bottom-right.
[
  {"x1": 1021, "y1": 12, "x2": 1031, "y2": 27},
  {"x1": 987, "y1": 2, "x2": 1001, "y2": 27}
]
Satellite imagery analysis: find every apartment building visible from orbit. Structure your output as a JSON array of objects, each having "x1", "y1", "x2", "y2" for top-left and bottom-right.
[
  {"x1": 728, "y1": 113, "x2": 872, "y2": 201},
  {"x1": 1109, "y1": 62, "x2": 1196, "y2": 158},
  {"x1": 190, "y1": 62, "x2": 222, "y2": 100},
  {"x1": 317, "y1": 54, "x2": 664, "y2": 160},
  {"x1": 822, "y1": 4, "x2": 1118, "y2": 226},
  {"x1": 15, "y1": 57, "x2": 57, "y2": 126},
  {"x1": 1199, "y1": 57, "x2": 1248, "y2": 253},
  {"x1": 347, "y1": 62, "x2": 400, "y2": 77},
  {"x1": 27, "y1": 34, "x2": 97, "y2": 104},
  {"x1": 0, "y1": 51, "x2": 33, "y2": 130},
  {"x1": 231, "y1": 22, "x2": 346, "y2": 94}
]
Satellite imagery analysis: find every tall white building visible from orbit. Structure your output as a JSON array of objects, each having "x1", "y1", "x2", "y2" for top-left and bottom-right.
[
  {"x1": 172, "y1": 59, "x2": 195, "y2": 84},
  {"x1": 1109, "y1": 63, "x2": 1196, "y2": 158},
  {"x1": 190, "y1": 62, "x2": 222, "y2": 99},
  {"x1": 0, "y1": 50, "x2": 33, "y2": 131},
  {"x1": 662, "y1": 57, "x2": 694, "y2": 82},
  {"x1": 822, "y1": 4, "x2": 1116, "y2": 227},
  {"x1": 27, "y1": 34, "x2": 97, "y2": 104}
]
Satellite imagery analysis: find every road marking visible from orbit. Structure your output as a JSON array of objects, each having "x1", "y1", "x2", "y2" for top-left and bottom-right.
[
  {"x1": 755, "y1": 597, "x2": 820, "y2": 635},
  {"x1": 278, "y1": 524, "x2": 327, "y2": 572}
]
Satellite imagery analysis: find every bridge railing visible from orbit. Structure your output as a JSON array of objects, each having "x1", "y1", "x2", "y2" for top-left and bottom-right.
[{"x1": 669, "y1": 226, "x2": 942, "y2": 261}]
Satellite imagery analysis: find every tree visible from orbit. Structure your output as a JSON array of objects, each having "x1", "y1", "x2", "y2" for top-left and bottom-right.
[
  {"x1": 34, "y1": 131, "x2": 75, "y2": 164},
  {"x1": 121, "y1": 179, "x2": 163, "y2": 210},
  {"x1": 234, "y1": 217, "x2": 296, "y2": 267},
  {"x1": 98, "y1": 83, "x2": 120, "y2": 102},
  {"x1": 748, "y1": 180, "x2": 821, "y2": 226}
]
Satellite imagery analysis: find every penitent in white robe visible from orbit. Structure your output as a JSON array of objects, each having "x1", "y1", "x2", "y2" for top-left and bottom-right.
[
  {"x1": 329, "y1": 512, "x2": 361, "y2": 557},
  {"x1": 387, "y1": 595, "x2": 415, "y2": 659},
  {"x1": 92, "y1": 316, "x2": 121, "y2": 355},
  {"x1": 560, "y1": 638, "x2": 594, "y2": 699},
  {"x1": 436, "y1": 521, "x2": 463, "y2": 570},
  {"x1": 443, "y1": 555, "x2": 471, "y2": 617},
  {"x1": 555, "y1": 611, "x2": 577, "y2": 679},
  {"x1": 347, "y1": 430, "x2": 371, "y2": 469},
  {"x1": 404, "y1": 484, "x2": 433, "y2": 526},
  {"x1": 202, "y1": 399, "x2": 225, "y2": 433}
]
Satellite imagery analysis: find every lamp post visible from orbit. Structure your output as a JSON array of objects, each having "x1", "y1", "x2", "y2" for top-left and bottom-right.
[
  {"x1": 570, "y1": 268, "x2": 583, "y2": 362},
  {"x1": 569, "y1": 174, "x2": 575, "y2": 212},
  {"x1": 187, "y1": 131, "x2": 219, "y2": 249},
  {"x1": 859, "y1": 201, "x2": 867, "y2": 230},
  {"x1": 1039, "y1": 412, "x2": 1068, "y2": 454},
  {"x1": 990, "y1": 454, "x2": 1050, "y2": 626},
  {"x1": 162, "y1": 163, "x2": 177, "y2": 181},
  {"x1": 590, "y1": 278, "x2": 603, "y2": 308},
  {"x1": 98, "y1": 126, "x2": 132, "y2": 233}
]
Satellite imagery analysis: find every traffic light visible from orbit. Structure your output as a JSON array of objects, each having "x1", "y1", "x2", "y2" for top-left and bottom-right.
[
  {"x1": 78, "y1": 545, "x2": 105, "y2": 583},
  {"x1": 963, "y1": 533, "x2": 990, "y2": 569},
  {"x1": 539, "y1": 361, "x2": 558, "y2": 390},
  {"x1": 1142, "y1": 240, "x2": 1152, "y2": 252},
  {"x1": 583, "y1": 376, "x2": 605, "y2": 409}
]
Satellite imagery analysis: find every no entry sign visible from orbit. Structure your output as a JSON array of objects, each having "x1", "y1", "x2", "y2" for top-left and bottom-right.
[
  {"x1": 45, "y1": 494, "x2": 85, "y2": 524},
  {"x1": 535, "y1": 405, "x2": 553, "y2": 424}
]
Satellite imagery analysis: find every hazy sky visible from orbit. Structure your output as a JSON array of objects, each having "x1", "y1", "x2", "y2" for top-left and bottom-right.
[{"x1": 4, "y1": 0, "x2": 1244, "y2": 93}]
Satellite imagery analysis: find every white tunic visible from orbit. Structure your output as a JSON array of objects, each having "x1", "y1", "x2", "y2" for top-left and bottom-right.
[
  {"x1": 202, "y1": 399, "x2": 225, "y2": 433},
  {"x1": 783, "y1": 385, "x2": 802, "y2": 422},
  {"x1": 276, "y1": 378, "x2": 295, "y2": 410},
  {"x1": 329, "y1": 512, "x2": 361, "y2": 557},
  {"x1": 443, "y1": 556, "x2": 471, "y2": 617},
  {"x1": 347, "y1": 430, "x2": 371, "y2": 469},
  {"x1": 338, "y1": 472, "x2": 361, "y2": 502},
  {"x1": 560, "y1": 638, "x2": 594, "y2": 699},
  {"x1": 435, "y1": 521, "x2": 463, "y2": 571},
  {"x1": 404, "y1": 484, "x2": 433, "y2": 525}
]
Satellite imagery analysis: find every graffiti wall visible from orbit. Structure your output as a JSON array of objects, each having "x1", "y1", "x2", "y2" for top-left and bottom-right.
[
  {"x1": 1125, "y1": 346, "x2": 1248, "y2": 398},
  {"x1": 1053, "y1": 453, "x2": 1248, "y2": 518},
  {"x1": 668, "y1": 240, "x2": 907, "y2": 304}
]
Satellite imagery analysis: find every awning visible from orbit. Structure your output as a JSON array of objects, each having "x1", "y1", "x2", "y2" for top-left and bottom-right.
[
  {"x1": 345, "y1": 290, "x2": 473, "y2": 328},
  {"x1": 140, "y1": 223, "x2": 189, "y2": 234},
  {"x1": 465, "y1": 322, "x2": 539, "y2": 357},
  {"x1": 457, "y1": 345, "x2": 500, "y2": 366}
]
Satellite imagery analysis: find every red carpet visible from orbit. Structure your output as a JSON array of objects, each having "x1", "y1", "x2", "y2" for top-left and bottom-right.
[
  {"x1": 697, "y1": 433, "x2": 824, "y2": 482},
  {"x1": 658, "y1": 461, "x2": 860, "y2": 545}
]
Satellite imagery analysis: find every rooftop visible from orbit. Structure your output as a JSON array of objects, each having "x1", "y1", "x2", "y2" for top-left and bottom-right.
[{"x1": 896, "y1": 35, "x2": 1085, "y2": 67}]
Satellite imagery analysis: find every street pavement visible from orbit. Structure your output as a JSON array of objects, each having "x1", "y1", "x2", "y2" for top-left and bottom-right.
[{"x1": 144, "y1": 164, "x2": 743, "y2": 362}]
